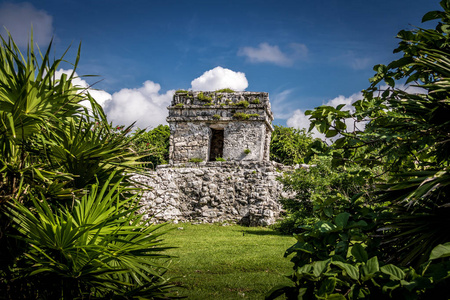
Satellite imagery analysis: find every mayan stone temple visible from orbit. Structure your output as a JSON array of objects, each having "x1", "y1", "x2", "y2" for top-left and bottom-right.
[
  {"x1": 135, "y1": 91, "x2": 291, "y2": 226},
  {"x1": 168, "y1": 91, "x2": 273, "y2": 163}
]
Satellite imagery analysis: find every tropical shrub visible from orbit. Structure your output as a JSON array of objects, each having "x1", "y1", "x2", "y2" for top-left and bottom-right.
[
  {"x1": 270, "y1": 125, "x2": 315, "y2": 165},
  {"x1": 5, "y1": 175, "x2": 177, "y2": 299},
  {"x1": 130, "y1": 124, "x2": 171, "y2": 168},
  {"x1": 272, "y1": 156, "x2": 375, "y2": 235},
  {"x1": 0, "y1": 33, "x2": 178, "y2": 298},
  {"x1": 268, "y1": 1, "x2": 450, "y2": 298}
]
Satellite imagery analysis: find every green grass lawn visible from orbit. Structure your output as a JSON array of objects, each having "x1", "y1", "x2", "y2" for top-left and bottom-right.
[{"x1": 163, "y1": 223, "x2": 296, "y2": 299}]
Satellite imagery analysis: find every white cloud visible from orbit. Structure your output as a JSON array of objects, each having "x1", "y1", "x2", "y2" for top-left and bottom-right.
[
  {"x1": 239, "y1": 43, "x2": 290, "y2": 66},
  {"x1": 324, "y1": 92, "x2": 361, "y2": 113},
  {"x1": 191, "y1": 66, "x2": 248, "y2": 91},
  {"x1": 351, "y1": 57, "x2": 372, "y2": 70},
  {"x1": 55, "y1": 70, "x2": 173, "y2": 128},
  {"x1": 271, "y1": 89, "x2": 295, "y2": 119},
  {"x1": 287, "y1": 109, "x2": 326, "y2": 140},
  {"x1": 104, "y1": 81, "x2": 174, "y2": 129},
  {"x1": 55, "y1": 69, "x2": 112, "y2": 108},
  {"x1": 0, "y1": 2, "x2": 53, "y2": 47},
  {"x1": 238, "y1": 42, "x2": 308, "y2": 66}
]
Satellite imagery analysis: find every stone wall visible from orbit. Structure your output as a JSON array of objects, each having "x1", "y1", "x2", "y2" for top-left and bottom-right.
[
  {"x1": 134, "y1": 161, "x2": 292, "y2": 226},
  {"x1": 167, "y1": 91, "x2": 274, "y2": 163}
]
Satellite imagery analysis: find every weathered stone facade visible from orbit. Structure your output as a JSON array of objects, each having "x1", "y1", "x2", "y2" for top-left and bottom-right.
[
  {"x1": 168, "y1": 91, "x2": 273, "y2": 163},
  {"x1": 137, "y1": 91, "x2": 290, "y2": 226},
  {"x1": 134, "y1": 161, "x2": 292, "y2": 226}
]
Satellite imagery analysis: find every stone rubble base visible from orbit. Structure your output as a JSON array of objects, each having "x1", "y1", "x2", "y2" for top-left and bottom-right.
[{"x1": 133, "y1": 161, "x2": 293, "y2": 226}]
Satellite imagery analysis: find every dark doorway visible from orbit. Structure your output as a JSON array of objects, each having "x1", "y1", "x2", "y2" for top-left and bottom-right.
[{"x1": 209, "y1": 129, "x2": 224, "y2": 161}]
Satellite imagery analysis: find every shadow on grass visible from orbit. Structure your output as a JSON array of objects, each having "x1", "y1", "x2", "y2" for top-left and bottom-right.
[{"x1": 241, "y1": 230, "x2": 288, "y2": 236}]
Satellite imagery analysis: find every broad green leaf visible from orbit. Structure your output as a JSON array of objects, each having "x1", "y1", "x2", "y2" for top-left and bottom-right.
[
  {"x1": 317, "y1": 221, "x2": 337, "y2": 232},
  {"x1": 334, "y1": 212, "x2": 350, "y2": 228},
  {"x1": 346, "y1": 220, "x2": 367, "y2": 229},
  {"x1": 335, "y1": 240, "x2": 348, "y2": 257},
  {"x1": 323, "y1": 208, "x2": 334, "y2": 219},
  {"x1": 326, "y1": 293, "x2": 346, "y2": 299},
  {"x1": 351, "y1": 244, "x2": 368, "y2": 263},
  {"x1": 361, "y1": 256, "x2": 379, "y2": 280},
  {"x1": 422, "y1": 10, "x2": 445, "y2": 22},
  {"x1": 332, "y1": 261, "x2": 360, "y2": 280},
  {"x1": 297, "y1": 264, "x2": 313, "y2": 275},
  {"x1": 429, "y1": 242, "x2": 450, "y2": 260},
  {"x1": 325, "y1": 130, "x2": 338, "y2": 138},
  {"x1": 380, "y1": 264, "x2": 405, "y2": 281},
  {"x1": 313, "y1": 259, "x2": 330, "y2": 277},
  {"x1": 318, "y1": 277, "x2": 336, "y2": 296}
]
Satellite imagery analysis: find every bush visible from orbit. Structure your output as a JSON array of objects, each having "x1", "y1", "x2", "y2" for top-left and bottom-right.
[
  {"x1": 268, "y1": 3, "x2": 450, "y2": 298},
  {"x1": 130, "y1": 124, "x2": 170, "y2": 168},
  {"x1": 5, "y1": 175, "x2": 178, "y2": 299},
  {"x1": 0, "y1": 33, "x2": 178, "y2": 299},
  {"x1": 272, "y1": 156, "x2": 374, "y2": 235},
  {"x1": 270, "y1": 125, "x2": 315, "y2": 165}
]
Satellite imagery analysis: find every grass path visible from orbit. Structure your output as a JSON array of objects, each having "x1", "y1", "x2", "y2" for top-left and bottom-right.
[{"x1": 163, "y1": 223, "x2": 295, "y2": 299}]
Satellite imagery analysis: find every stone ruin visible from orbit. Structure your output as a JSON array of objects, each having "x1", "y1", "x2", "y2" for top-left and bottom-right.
[
  {"x1": 134, "y1": 91, "x2": 291, "y2": 226},
  {"x1": 168, "y1": 91, "x2": 273, "y2": 163}
]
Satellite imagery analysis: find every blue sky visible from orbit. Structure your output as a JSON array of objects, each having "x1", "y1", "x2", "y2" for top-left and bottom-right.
[{"x1": 0, "y1": 0, "x2": 442, "y2": 131}]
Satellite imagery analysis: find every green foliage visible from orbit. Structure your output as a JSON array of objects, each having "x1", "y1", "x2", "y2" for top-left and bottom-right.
[
  {"x1": 267, "y1": 242, "x2": 450, "y2": 299},
  {"x1": 212, "y1": 114, "x2": 221, "y2": 120},
  {"x1": 273, "y1": 156, "x2": 375, "y2": 235},
  {"x1": 251, "y1": 98, "x2": 260, "y2": 104},
  {"x1": 0, "y1": 33, "x2": 177, "y2": 298},
  {"x1": 270, "y1": 2, "x2": 450, "y2": 298},
  {"x1": 175, "y1": 89, "x2": 189, "y2": 93},
  {"x1": 270, "y1": 125, "x2": 315, "y2": 165},
  {"x1": 175, "y1": 103, "x2": 184, "y2": 108},
  {"x1": 215, "y1": 88, "x2": 235, "y2": 93},
  {"x1": 233, "y1": 112, "x2": 259, "y2": 120},
  {"x1": 5, "y1": 176, "x2": 178, "y2": 299},
  {"x1": 129, "y1": 124, "x2": 170, "y2": 168},
  {"x1": 244, "y1": 149, "x2": 251, "y2": 155},
  {"x1": 304, "y1": 1, "x2": 450, "y2": 267},
  {"x1": 188, "y1": 158, "x2": 204, "y2": 163},
  {"x1": 215, "y1": 157, "x2": 226, "y2": 161},
  {"x1": 197, "y1": 92, "x2": 212, "y2": 102}
]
